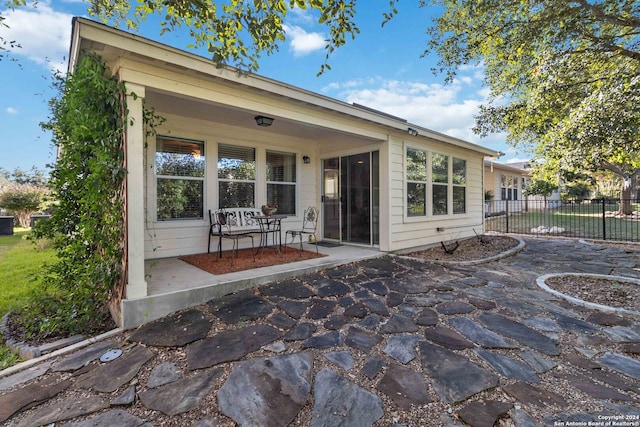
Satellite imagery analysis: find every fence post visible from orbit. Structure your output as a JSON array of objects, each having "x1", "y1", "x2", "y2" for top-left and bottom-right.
[
  {"x1": 505, "y1": 200, "x2": 509, "y2": 233},
  {"x1": 601, "y1": 198, "x2": 606, "y2": 241}
]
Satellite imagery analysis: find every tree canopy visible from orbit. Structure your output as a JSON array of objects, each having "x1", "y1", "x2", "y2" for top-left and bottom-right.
[
  {"x1": 3, "y1": 0, "x2": 639, "y2": 204},
  {"x1": 1, "y1": 0, "x2": 399, "y2": 74},
  {"x1": 427, "y1": 0, "x2": 640, "y2": 210}
]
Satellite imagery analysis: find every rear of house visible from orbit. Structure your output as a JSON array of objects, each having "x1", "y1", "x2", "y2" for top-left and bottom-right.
[{"x1": 69, "y1": 18, "x2": 499, "y2": 327}]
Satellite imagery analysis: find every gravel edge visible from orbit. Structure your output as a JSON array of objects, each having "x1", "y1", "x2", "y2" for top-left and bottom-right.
[
  {"x1": 394, "y1": 236, "x2": 526, "y2": 266},
  {"x1": 0, "y1": 327, "x2": 123, "y2": 379},
  {"x1": 536, "y1": 273, "x2": 640, "y2": 317}
]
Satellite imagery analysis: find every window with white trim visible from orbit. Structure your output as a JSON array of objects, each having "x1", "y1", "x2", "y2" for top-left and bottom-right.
[
  {"x1": 406, "y1": 147, "x2": 427, "y2": 216},
  {"x1": 432, "y1": 153, "x2": 449, "y2": 215},
  {"x1": 218, "y1": 143, "x2": 256, "y2": 208},
  {"x1": 452, "y1": 158, "x2": 466, "y2": 214},
  {"x1": 155, "y1": 136, "x2": 205, "y2": 220},
  {"x1": 500, "y1": 174, "x2": 518, "y2": 200},
  {"x1": 266, "y1": 150, "x2": 296, "y2": 215}
]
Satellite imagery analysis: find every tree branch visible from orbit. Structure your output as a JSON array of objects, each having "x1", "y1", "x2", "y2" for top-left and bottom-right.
[{"x1": 572, "y1": 0, "x2": 640, "y2": 29}]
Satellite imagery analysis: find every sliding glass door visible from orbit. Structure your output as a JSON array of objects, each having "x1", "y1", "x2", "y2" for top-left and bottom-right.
[{"x1": 322, "y1": 152, "x2": 379, "y2": 245}]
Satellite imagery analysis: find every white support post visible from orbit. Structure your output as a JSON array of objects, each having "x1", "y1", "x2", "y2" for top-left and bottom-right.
[{"x1": 125, "y1": 83, "x2": 147, "y2": 299}]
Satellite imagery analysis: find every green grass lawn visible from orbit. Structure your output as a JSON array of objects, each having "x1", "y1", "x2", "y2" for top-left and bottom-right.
[
  {"x1": 0, "y1": 228, "x2": 57, "y2": 369},
  {"x1": 486, "y1": 202, "x2": 640, "y2": 241}
]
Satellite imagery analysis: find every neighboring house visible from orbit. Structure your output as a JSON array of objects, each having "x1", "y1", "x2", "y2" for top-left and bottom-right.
[
  {"x1": 505, "y1": 161, "x2": 561, "y2": 207},
  {"x1": 483, "y1": 160, "x2": 527, "y2": 214},
  {"x1": 483, "y1": 160, "x2": 561, "y2": 214},
  {"x1": 69, "y1": 18, "x2": 499, "y2": 327}
]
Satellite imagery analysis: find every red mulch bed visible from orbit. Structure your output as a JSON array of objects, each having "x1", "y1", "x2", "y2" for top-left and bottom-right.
[{"x1": 180, "y1": 247, "x2": 326, "y2": 275}]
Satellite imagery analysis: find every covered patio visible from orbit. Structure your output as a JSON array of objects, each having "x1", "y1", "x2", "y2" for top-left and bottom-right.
[
  {"x1": 69, "y1": 18, "x2": 499, "y2": 328},
  {"x1": 124, "y1": 244, "x2": 381, "y2": 328}
]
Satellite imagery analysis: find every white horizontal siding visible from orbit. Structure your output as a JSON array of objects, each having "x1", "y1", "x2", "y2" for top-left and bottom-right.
[
  {"x1": 387, "y1": 137, "x2": 487, "y2": 252},
  {"x1": 144, "y1": 113, "x2": 319, "y2": 259}
]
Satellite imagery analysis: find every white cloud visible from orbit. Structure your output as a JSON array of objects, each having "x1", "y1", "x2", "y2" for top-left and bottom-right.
[
  {"x1": 288, "y1": 5, "x2": 315, "y2": 25},
  {"x1": 321, "y1": 72, "x2": 518, "y2": 151},
  {"x1": 329, "y1": 77, "x2": 488, "y2": 140},
  {"x1": 283, "y1": 24, "x2": 325, "y2": 56},
  {"x1": 5, "y1": 107, "x2": 18, "y2": 115},
  {"x1": 0, "y1": 3, "x2": 73, "y2": 72}
]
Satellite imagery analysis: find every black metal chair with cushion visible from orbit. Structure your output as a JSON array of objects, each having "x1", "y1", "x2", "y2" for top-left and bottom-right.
[
  {"x1": 285, "y1": 207, "x2": 319, "y2": 256},
  {"x1": 208, "y1": 209, "x2": 255, "y2": 264}
]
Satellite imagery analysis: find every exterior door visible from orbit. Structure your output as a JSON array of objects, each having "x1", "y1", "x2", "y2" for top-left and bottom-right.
[
  {"x1": 322, "y1": 158, "x2": 341, "y2": 240},
  {"x1": 322, "y1": 152, "x2": 379, "y2": 245}
]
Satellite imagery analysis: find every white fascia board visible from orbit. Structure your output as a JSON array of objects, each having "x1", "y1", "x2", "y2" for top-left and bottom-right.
[
  {"x1": 73, "y1": 17, "x2": 499, "y2": 157},
  {"x1": 483, "y1": 159, "x2": 529, "y2": 174}
]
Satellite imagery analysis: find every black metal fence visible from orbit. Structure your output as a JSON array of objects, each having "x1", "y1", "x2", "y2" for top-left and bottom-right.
[{"x1": 484, "y1": 198, "x2": 640, "y2": 242}]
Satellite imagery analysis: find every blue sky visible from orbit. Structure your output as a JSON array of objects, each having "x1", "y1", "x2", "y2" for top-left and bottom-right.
[{"x1": 0, "y1": 1, "x2": 528, "y2": 175}]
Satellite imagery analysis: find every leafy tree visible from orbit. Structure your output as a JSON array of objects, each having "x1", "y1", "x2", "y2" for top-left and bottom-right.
[
  {"x1": 0, "y1": 168, "x2": 9, "y2": 188},
  {"x1": 10, "y1": 166, "x2": 49, "y2": 186},
  {"x1": 524, "y1": 178, "x2": 558, "y2": 207},
  {"x1": 3, "y1": 0, "x2": 400, "y2": 74},
  {"x1": 0, "y1": 166, "x2": 49, "y2": 186},
  {"x1": 564, "y1": 181, "x2": 594, "y2": 200},
  {"x1": 0, "y1": 183, "x2": 48, "y2": 227},
  {"x1": 427, "y1": 0, "x2": 640, "y2": 214}
]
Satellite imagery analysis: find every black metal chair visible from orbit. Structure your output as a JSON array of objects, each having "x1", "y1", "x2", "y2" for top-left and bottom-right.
[
  {"x1": 208, "y1": 209, "x2": 255, "y2": 264},
  {"x1": 285, "y1": 207, "x2": 319, "y2": 256}
]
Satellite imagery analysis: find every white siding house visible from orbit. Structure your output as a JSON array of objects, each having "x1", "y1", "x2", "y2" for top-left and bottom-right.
[
  {"x1": 484, "y1": 160, "x2": 562, "y2": 215},
  {"x1": 69, "y1": 18, "x2": 499, "y2": 326},
  {"x1": 484, "y1": 160, "x2": 527, "y2": 214}
]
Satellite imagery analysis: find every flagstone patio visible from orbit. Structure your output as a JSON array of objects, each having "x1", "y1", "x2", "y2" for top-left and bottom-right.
[{"x1": 1, "y1": 237, "x2": 639, "y2": 426}]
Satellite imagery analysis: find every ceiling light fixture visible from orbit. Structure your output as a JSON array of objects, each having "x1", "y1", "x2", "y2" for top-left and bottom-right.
[{"x1": 255, "y1": 115, "x2": 274, "y2": 127}]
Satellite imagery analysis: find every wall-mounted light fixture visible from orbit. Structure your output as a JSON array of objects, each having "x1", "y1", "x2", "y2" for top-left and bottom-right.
[
  {"x1": 255, "y1": 115, "x2": 274, "y2": 127},
  {"x1": 407, "y1": 127, "x2": 419, "y2": 136},
  {"x1": 302, "y1": 155, "x2": 311, "y2": 164}
]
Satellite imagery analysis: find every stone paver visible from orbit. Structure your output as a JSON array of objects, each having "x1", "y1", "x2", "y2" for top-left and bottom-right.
[
  {"x1": 140, "y1": 368, "x2": 221, "y2": 416},
  {"x1": 11, "y1": 396, "x2": 108, "y2": 427},
  {"x1": 475, "y1": 349, "x2": 540, "y2": 383},
  {"x1": 324, "y1": 350, "x2": 355, "y2": 371},
  {"x1": 419, "y1": 341, "x2": 499, "y2": 403},
  {"x1": 218, "y1": 353, "x2": 312, "y2": 426},
  {"x1": 383, "y1": 334, "x2": 422, "y2": 364},
  {"x1": 209, "y1": 291, "x2": 274, "y2": 323},
  {"x1": 51, "y1": 340, "x2": 114, "y2": 372},
  {"x1": 457, "y1": 400, "x2": 513, "y2": 427},
  {"x1": 2, "y1": 237, "x2": 640, "y2": 426},
  {"x1": 478, "y1": 312, "x2": 560, "y2": 355},
  {"x1": 424, "y1": 325, "x2": 475, "y2": 350},
  {"x1": 75, "y1": 346, "x2": 154, "y2": 392},
  {"x1": 186, "y1": 324, "x2": 282, "y2": 370},
  {"x1": 0, "y1": 375, "x2": 70, "y2": 423},
  {"x1": 598, "y1": 352, "x2": 640, "y2": 379},
  {"x1": 448, "y1": 317, "x2": 517, "y2": 349},
  {"x1": 376, "y1": 363, "x2": 431, "y2": 408},
  {"x1": 129, "y1": 308, "x2": 211, "y2": 346},
  {"x1": 147, "y1": 361, "x2": 181, "y2": 388},
  {"x1": 311, "y1": 368, "x2": 383, "y2": 427},
  {"x1": 503, "y1": 382, "x2": 567, "y2": 408}
]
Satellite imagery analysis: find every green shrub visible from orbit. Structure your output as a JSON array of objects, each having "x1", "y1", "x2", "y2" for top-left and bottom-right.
[
  {"x1": 22, "y1": 52, "x2": 128, "y2": 337},
  {"x1": 0, "y1": 183, "x2": 49, "y2": 227}
]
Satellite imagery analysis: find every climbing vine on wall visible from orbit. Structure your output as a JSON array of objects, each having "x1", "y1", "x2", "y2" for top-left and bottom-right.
[{"x1": 23, "y1": 52, "x2": 161, "y2": 337}]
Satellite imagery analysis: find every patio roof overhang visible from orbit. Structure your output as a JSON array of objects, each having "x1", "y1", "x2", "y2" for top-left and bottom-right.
[{"x1": 69, "y1": 17, "x2": 500, "y2": 158}]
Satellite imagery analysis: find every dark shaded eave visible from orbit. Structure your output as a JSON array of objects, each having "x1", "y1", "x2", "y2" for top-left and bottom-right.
[{"x1": 68, "y1": 17, "x2": 499, "y2": 157}]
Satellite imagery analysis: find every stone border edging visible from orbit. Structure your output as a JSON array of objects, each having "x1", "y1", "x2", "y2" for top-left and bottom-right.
[
  {"x1": 395, "y1": 236, "x2": 525, "y2": 266},
  {"x1": 578, "y1": 238, "x2": 640, "y2": 247},
  {"x1": 536, "y1": 273, "x2": 640, "y2": 317},
  {"x1": 0, "y1": 327, "x2": 123, "y2": 379},
  {"x1": 1, "y1": 313, "x2": 42, "y2": 360}
]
